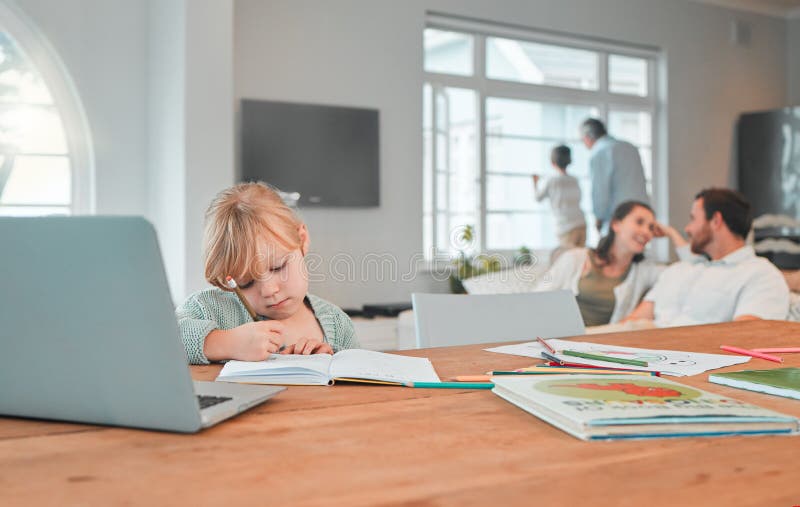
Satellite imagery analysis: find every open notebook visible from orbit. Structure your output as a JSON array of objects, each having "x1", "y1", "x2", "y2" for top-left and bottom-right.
[{"x1": 216, "y1": 349, "x2": 440, "y2": 386}]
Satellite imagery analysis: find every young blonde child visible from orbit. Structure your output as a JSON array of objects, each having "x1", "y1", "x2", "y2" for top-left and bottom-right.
[{"x1": 176, "y1": 182, "x2": 359, "y2": 364}]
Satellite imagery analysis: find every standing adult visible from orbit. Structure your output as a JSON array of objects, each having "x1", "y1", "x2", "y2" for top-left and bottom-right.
[{"x1": 581, "y1": 118, "x2": 649, "y2": 233}]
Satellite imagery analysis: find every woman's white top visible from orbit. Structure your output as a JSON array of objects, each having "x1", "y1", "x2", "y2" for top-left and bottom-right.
[{"x1": 535, "y1": 248, "x2": 664, "y2": 323}]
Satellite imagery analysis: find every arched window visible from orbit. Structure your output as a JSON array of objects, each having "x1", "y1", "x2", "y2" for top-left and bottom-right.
[{"x1": 0, "y1": 2, "x2": 93, "y2": 216}]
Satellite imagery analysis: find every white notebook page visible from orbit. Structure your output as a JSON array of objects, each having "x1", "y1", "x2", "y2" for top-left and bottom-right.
[{"x1": 329, "y1": 349, "x2": 440, "y2": 383}]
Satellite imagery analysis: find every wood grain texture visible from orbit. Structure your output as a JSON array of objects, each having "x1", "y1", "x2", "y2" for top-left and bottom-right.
[{"x1": 1, "y1": 320, "x2": 800, "y2": 506}]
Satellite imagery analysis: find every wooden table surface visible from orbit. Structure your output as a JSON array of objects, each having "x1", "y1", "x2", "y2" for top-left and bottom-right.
[{"x1": 2, "y1": 320, "x2": 800, "y2": 507}]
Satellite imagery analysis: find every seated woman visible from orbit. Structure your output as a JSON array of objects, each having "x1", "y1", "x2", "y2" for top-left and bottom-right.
[{"x1": 536, "y1": 200, "x2": 686, "y2": 326}]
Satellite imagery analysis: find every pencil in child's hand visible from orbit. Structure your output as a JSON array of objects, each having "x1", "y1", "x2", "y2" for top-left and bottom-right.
[{"x1": 225, "y1": 275, "x2": 258, "y2": 321}]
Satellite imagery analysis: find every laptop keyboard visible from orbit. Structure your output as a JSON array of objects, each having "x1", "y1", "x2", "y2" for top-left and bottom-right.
[{"x1": 197, "y1": 395, "x2": 232, "y2": 410}]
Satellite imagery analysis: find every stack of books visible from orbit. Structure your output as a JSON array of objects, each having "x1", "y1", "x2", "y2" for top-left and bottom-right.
[
  {"x1": 709, "y1": 367, "x2": 800, "y2": 400},
  {"x1": 492, "y1": 374, "x2": 799, "y2": 440}
]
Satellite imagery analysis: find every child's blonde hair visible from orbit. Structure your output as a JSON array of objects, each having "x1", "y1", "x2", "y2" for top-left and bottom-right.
[{"x1": 204, "y1": 182, "x2": 303, "y2": 290}]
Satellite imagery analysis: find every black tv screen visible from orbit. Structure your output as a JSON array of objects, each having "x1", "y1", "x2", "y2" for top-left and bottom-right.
[
  {"x1": 737, "y1": 107, "x2": 800, "y2": 218},
  {"x1": 241, "y1": 99, "x2": 379, "y2": 207}
]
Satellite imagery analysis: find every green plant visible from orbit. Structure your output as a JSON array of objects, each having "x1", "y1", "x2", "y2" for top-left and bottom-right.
[
  {"x1": 514, "y1": 246, "x2": 535, "y2": 266},
  {"x1": 448, "y1": 225, "x2": 502, "y2": 294}
]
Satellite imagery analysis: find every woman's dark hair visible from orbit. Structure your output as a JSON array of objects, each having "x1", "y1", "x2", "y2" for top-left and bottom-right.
[
  {"x1": 593, "y1": 200, "x2": 654, "y2": 265},
  {"x1": 550, "y1": 145, "x2": 572, "y2": 170}
]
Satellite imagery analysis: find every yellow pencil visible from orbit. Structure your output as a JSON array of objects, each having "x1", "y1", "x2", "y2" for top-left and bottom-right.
[{"x1": 451, "y1": 375, "x2": 493, "y2": 382}]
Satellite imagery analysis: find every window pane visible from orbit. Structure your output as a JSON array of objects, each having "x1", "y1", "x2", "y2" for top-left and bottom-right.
[
  {"x1": 487, "y1": 174, "x2": 542, "y2": 212},
  {"x1": 487, "y1": 98, "x2": 596, "y2": 139},
  {"x1": 449, "y1": 213, "x2": 479, "y2": 253},
  {"x1": 422, "y1": 130, "x2": 432, "y2": 214},
  {"x1": 0, "y1": 33, "x2": 54, "y2": 104},
  {"x1": 487, "y1": 97, "x2": 597, "y2": 140},
  {"x1": 426, "y1": 86, "x2": 478, "y2": 254},
  {"x1": 0, "y1": 155, "x2": 70, "y2": 205},
  {"x1": 486, "y1": 137, "x2": 539, "y2": 175},
  {"x1": 423, "y1": 213, "x2": 433, "y2": 255},
  {"x1": 422, "y1": 83, "x2": 432, "y2": 131},
  {"x1": 639, "y1": 147, "x2": 652, "y2": 182},
  {"x1": 609, "y1": 54, "x2": 648, "y2": 97},
  {"x1": 435, "y1": 132, "x2": 447, "y2": 171},
  {"x1": 578, "y1": 177, "x2": 593, "y2": 213},
  {"x1": 436, "y1": 213, "x2": 449, "y2": 251},
  {"x1": 424, "y1": 29, "x2": 473, "y2": 76},
  {"x1": 486, "y1": 138, "x2": 593, "y2": 178},
  {"x1": 0, "y1": 105, "x2": 68, "y2": 153},
  {"x1": 486, "y1": 37, "x2": 598, "y2": 90},
  {"x1": 563, "y1": 142, "x2": 592, "y2": 179},
  {"x1": 608, "y1": 110, "x2": 651, "y2": 146},
  {"x1": 487, "y1": 212, "x2": 556, "y2": 250},
  {"x1": 436, "y1": 172, "x2": 447, "y2": 212},
  {"x1": 436, "y1": 213, "x2": 479, "y2": 255}
]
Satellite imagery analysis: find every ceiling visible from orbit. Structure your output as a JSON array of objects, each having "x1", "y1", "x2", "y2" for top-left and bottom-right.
[{"x1": 688, "y1": 0, "x2": 800, "y2": 17}]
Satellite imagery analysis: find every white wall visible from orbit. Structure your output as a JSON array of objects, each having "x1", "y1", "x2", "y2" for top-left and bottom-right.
[
  {"x1": 12, "y1": 0, "x2": 149, "y2": 216},
  {"x1": 147, "y1": 0, "x2": 234, "y2": 302},
  {"x1": 147, "y1": 0, "x2": 187, "y2": 302},
  {"x1": 15, "y1": 0, "x2": 233, "y2": 303},
  {"x1": 9, "y1": 0, "x2": 792, "y2": 309},
  {"x1": 183, "y1": 0, "x2": 235, "y2": 296},
  {"x1": 235, "y1": 0, "x2": 788, "y2": 308}
]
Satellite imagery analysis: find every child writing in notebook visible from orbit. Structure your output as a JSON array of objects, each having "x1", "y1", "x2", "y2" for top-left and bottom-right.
[{"x1": 176, "y1": 182, "x2": 359, "y2": 364}]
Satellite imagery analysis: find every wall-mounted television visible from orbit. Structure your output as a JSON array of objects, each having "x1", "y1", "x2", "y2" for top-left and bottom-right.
[
  {"x1": 737, "y1": 107, "x2": 800, "y2": 269},
  {"x1": 241, "y1": 99, "x2": 379, "y2": 207},
  {"x1": 737, "y1": 107, "x2": 800, "y2": 219}
]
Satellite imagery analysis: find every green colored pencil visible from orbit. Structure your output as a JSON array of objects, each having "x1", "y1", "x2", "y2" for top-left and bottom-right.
[
  {"x1": 404, "y1": 381, "x2": 494, "y2": 389},
  {"x1": 561, "y1": 349, "x2": 649, "y2": 367}
]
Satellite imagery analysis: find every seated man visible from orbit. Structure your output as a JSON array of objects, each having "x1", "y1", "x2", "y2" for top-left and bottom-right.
[{"x1": 624, "y1": 188, "x2": 789, "y2": 327}]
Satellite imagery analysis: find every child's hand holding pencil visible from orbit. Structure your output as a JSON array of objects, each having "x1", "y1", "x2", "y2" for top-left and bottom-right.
[{"x1": 204, "y1": 320, "x2": 287, "y2": 362}]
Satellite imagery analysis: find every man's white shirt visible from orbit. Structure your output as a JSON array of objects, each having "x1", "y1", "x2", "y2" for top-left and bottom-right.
[{"x1": 644, "y1": 245, "x2": 789, "y2": 327}]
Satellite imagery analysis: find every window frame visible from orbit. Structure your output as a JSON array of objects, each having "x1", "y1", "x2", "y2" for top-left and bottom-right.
[
  {"x1": 423, "y1": 16, "x2": 663, "y2": 258},
  {"x1": 0, "y1": 1, "x2": 95, "y2": 215}
]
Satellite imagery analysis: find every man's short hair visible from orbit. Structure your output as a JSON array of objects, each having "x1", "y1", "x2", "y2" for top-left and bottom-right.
[
  {"x1": 550, "y1": 145, "x2": 571, "y2": 170},
  {"x1": 581, "y1": 118, "x2": 607, "y2": 141},
  {"x1": 694, "y1": 188, "x2": 752, "y2": 239}
]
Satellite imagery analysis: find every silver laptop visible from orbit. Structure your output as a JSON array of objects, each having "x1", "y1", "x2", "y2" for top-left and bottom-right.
[{"x1": 0, "y1": 216, "x2": 284, "y2": 433}]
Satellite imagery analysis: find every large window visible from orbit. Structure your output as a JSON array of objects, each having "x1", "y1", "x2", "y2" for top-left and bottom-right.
[
  {"x1": 0, "y1": 4, "x2": 92, "y2": 216},
  {"x1": 423, "y1": 19, "x2": 660, "y2": 257}
]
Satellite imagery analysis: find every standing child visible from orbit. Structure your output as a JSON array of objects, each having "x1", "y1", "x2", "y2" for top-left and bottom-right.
[
  {"x1": 176, "y1": 182, "x2": 359, "y2": 364},
  {"x1": 533, "y1": 145, "x2": 587, "y2": 262}
]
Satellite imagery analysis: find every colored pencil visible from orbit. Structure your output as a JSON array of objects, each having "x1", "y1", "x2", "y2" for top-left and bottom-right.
[
  {"x1": 537, "y1": 336, "x2": 556, "y2": 354},
  {"x1": 225, "y1": 276, "x2": 259, "y2": 321},
  {"x1": 516, "y1": 366, "x2": 657, "y2": 375},
  {"x1": 561, "y1": 349, "x2": 649, "y2": 367},
  {"x1": 540, "y1": 350, "x2": 563, "y2": 365},
  {"x1": 544, "y1": 361, "x2": 621, "y2": 369},
  {"x1": 751, "y1": 347, "x2": 800, "y2": 354},
  {"x1": 720, "y1": 345, "x2": 783, "y2": 363},
  {"x1": 492, "y1": 370, "x2": 655, "y2": 376},
  {"x1": 451, "y1": 375, "x2": 493, "y2": 382},
  {"x1": 541, "y1": 363, "x2": 646, "y2": 372},
  {"x1": 404, "y1": 381, "x2": 494, "y2": 389},
  {"x1": 515, "y1": 365, "x2": 647, "y2": 373}
]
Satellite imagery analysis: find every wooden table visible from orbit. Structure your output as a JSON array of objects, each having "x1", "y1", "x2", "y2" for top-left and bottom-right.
[{"x1": 2, "y1": 321, "x2": 800, "y2": 506}]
